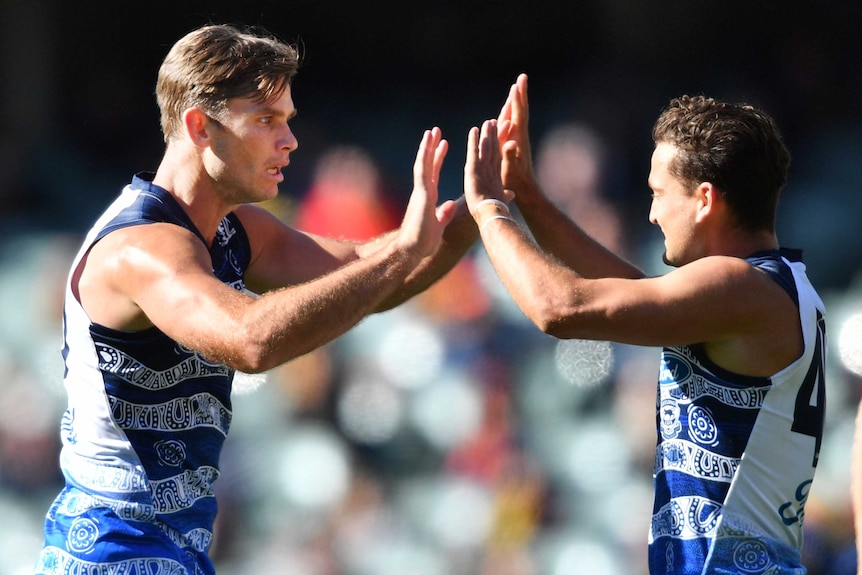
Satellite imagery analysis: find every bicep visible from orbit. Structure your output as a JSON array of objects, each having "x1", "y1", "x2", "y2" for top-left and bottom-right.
[
  {"x1": 112, "y1": 228, "x2": 256, "y2": 354},
  {"x1": 551, "y1": 258, "x2": 782, "y2": 347}
]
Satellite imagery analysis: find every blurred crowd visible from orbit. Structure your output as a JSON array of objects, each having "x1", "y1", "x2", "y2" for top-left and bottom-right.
[{"x1": 1, "y1": 122, "x2": 861, "y2": 575}]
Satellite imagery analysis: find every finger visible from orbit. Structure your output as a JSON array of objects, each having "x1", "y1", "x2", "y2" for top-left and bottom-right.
[
  {"x1": 466, "y1": 126, "x2": 479, "y2": 167},
  {"x1": 479, "y1": 119, "x2": 500, "y2": 163},
  {"x1": 497, "y1": 118, "x2": 512, "y2": 144},
  {"x1": 423, "y1": 128, "x2": 441, "y2": 185},
  {"x1": 496, "y1": 83, "x2": 516, "y2": 125},
  {"x1": 502, "y1": 140, "x2": 519, "y2": 164},
  {"x1": 513, "y1": 74, "x2": 529, "y2": 129},
  {"x1": 435, "y1": 199, "x2": 458, "y2": 226},
  {"x1": 518, "y1": 74, "x2": 528, "y2": 103},
  {"x1": 433, "y1": 137, "x2": 448, "y2": 181},
  {"x1": 413, "y1": 129, "x2": 432, "y2": 188}
]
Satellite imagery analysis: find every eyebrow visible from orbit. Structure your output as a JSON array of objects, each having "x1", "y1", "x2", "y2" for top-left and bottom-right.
[{"x1": 256, "y1": 104, "x2": 298, "y2": 121}]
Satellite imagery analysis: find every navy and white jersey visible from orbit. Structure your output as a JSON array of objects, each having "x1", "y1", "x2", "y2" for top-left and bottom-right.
[
  {"x1": 649, "y1": 249, "x2": 826, "y2": 575},
  {"x1": 35, "y1": 174, "x2": 251, "y2": 575}
]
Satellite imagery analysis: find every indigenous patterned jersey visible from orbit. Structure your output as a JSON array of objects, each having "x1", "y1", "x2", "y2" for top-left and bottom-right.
[
  {"x1": 649, "y1": 249, "x2": 826, "y2": 575},
  {"x1": 35, "y1": 174, "x2": 251, "y2": 575}
]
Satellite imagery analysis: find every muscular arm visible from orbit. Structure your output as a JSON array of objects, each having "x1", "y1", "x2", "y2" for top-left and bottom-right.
[
  {"x1": 242, "y1": 129, "x2": 478, "y2": 311},
  {"x1": 464, "y1": 119, "x2": 801, "y2": 377},
  {"x1": 239, "y1": 197, "x2": 477, "y2": 311},
  {"x1": 373, "y1": 196, "x2": 478, "y2": 310},
  {"x1": 79, "y1": 223, "x2": 422, "y2": 373},
  {"x1": 78, "y1": 128, "x2": 456, "y2": 373}
]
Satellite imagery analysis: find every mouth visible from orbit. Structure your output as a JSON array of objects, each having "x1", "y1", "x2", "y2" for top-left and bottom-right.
[{"x1": 267, "y1": 165, "x2": 286, "y2": 182}]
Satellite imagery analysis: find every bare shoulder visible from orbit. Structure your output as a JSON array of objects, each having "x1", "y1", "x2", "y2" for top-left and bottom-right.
[
  {"x1": 660, "y1": 255, "x2": 791, "y2": 304},
  {"x1": 680, "y1": 255, "x2": 803, "y2": 376},
  {"x1": 78, "y1": 223, "x2": 214, "y2": 330}
]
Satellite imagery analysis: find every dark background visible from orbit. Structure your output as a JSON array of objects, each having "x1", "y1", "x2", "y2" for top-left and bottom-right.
[{"x1": 2, "y1": 0, "x2": 862, "y2": 289}]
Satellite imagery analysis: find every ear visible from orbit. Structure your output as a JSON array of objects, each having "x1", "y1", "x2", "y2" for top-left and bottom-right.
[
  {"x1": 182, "y1": 107, "x2": 216, "y2": 148},
  {"x1": 694, "y1": 182, "x2": 719, "y2": 224}
]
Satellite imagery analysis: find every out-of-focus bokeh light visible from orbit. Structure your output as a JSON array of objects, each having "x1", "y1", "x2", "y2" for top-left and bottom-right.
[
  {"x1": 344, "y1": 535, "x2": 447, "y2": 575},
  {"x1": 338, "y1": 378, "x2": 403, "y2": 445},
  {"x1": 838, "y1": 312, "x2": 862, "y2": 376},
  {"x1": 277, "y1": 424, "x2": 351, "y2": 509},
  {"x1": 400, "y1": 476, "x2": 494, "y2": 549},
  {"x1": 537, "y1": 532, "x2": 627, "y2": 575},
  {"x1": 377, "y1": 315, "x2": 445, "y2": 390},
  {"x1": 231, "y1": 371, "x2": 268, "y2": 395},
  {"x1": 409, "y1": 372, "x2": 483, "y2": 451},
  {"x1": 554, "y1": 338, "x2": 614, "y2": 387}
]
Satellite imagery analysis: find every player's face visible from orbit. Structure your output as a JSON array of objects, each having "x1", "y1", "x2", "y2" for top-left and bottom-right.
[
  {"x1": 204, "y1": 86, "x2": 299, "y2": 204},
  {"x1": 647, "y1": 143, "x2": 702, "y2": 267}
]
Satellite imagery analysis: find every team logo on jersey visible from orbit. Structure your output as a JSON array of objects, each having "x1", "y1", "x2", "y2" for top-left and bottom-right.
[
  {"x1": 732, "y1": 539, "x2": 772, "y2": 573},
  {"x1": 659, "y1": 351, "x2": 692, "y2": 385},
  {"x1": 688, "y1": 405, "x2": 718, "y2": 446},
  {"x1": 67, "y1": 517, "x2": 99, "y2": 553},
  {"x1": 155, "y1": 439, "x2": 187, "y2": 467},
  {"x1": 660, "y1": 398, "x2": 682, "y2": 439}
]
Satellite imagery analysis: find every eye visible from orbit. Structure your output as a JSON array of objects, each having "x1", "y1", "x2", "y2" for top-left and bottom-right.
[{"x1": 259, "y1": 116, "x2": 273, "y2": 125}]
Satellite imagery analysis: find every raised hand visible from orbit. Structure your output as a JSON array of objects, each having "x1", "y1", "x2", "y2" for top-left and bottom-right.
[
  {"x1": 496, "y1": 74, "x2": 536, "y2": 195},
  {"x1": 465, "y1": 120, "x2": 507, "y2": 210},
  {"x1": 396, "y1": 127, "x2": 457, "y2": 258}
]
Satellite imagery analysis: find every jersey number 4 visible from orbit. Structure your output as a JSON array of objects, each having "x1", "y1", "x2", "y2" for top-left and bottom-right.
[{"x1": 791, "y1": 309, "x2": 826, "y2": 467}]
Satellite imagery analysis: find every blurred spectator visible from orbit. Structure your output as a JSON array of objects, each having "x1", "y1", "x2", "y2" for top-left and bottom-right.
[
  {"x1": 294, "y1": 145, "x2": 402, "y2": 241},
  {"x1": 533, "y1": 123, "x2": 629, "y2": 258}
]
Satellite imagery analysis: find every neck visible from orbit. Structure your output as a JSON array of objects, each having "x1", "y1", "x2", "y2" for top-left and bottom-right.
[
  {"x1": 716, "y1": 229, "x2": 779, "y2": 259},
  {"x1": 153, "y1": 145, "x2": 233, "y2": 246}
]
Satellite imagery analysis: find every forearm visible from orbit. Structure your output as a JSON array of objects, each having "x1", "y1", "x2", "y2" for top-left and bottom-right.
[
  {"x1": 477, "y1": 214, "x2": 585, "y2": 335},
  {"x1": 515, "y1": 179, "x2": 643, "y2": 280},
  {"x1": 376, "y1": 197, "x2": 478, "y2": 311},
  {"x1": 226, "y1": 241, "x2": 422, "y2": 372}
]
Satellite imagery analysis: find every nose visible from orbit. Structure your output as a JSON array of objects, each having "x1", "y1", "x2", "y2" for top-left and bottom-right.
[
  {"x1": 281, "y1": 125, "x2": 298, "y2": 152},
  {"x1": 648, "y1": 201, "x2": 658, "y2": 226}
]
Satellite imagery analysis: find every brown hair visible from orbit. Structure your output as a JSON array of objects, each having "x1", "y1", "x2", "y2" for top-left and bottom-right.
[
  {"x1": 156, "y1": 24, "x2": 300, "y2": 142},
  {"x1": 652, "y1": 95, "x2": 791, "y2": 233}
]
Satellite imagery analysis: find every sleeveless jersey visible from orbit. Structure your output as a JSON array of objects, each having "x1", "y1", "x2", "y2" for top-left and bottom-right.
[
  {"x1": 35, "y1": 173, "x2": 251, "y2": 575},
  {"x1": 649, "y1": 249, "x2": 826, "y2": 574}
]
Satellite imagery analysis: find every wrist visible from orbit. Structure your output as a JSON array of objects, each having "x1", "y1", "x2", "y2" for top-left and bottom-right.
[
  {"x1": 472, "y1": 198, "x2": 514, "y2": 229},
  {"x1": 512, "y1": 179, "x2": 546, "y2": 210}
]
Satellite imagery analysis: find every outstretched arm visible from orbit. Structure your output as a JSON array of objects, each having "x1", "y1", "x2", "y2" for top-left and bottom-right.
[
  {"x1": 497, "y1": 74, "x2": 642, "y2": 279},
  {"x1": 244, "y1": 127, "x2": 471, "y2": 311},
  {"x1": 79, "y1": 129, "x2": 457, "y2": 374},
  {"x1": 463, "y1": 117, "x2": 800, "y2": 377},
  {"x1": 357, "y1": 126, "x2": 475, "y2": 310}
]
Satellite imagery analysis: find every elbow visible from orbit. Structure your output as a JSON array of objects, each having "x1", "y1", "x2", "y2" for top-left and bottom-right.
[
  {"x1": 222, "y1": 344, "x2": 271, "y2": 375},
  {"x1": 230, "y1": 353, "x2": 271, "y2": 375},
  {"x1": 523, "y1": 299, "x2": 575, "y2": 339},
  {"x1": 220, "y1": 324, "x2": 279, "y2": 374},
  {"x1": 522, "y1": 296, "x2": 608, "y2": 340}
]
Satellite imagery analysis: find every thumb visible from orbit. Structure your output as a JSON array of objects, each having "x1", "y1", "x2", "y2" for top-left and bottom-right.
[
  {"x1": 502, "y1": 140, "x2": 520, "y2": 162},
  {"x1": 435, "y1": 199, "x2": 458, "y2": 226}
]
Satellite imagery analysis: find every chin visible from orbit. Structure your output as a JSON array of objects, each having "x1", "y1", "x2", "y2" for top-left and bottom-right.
[
  {"x1": 661, "y1": 252, "x2": 682, "y2": 268},
  {"x1": 256, "y1": 186, "x2": 280, "y2": 203}
]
